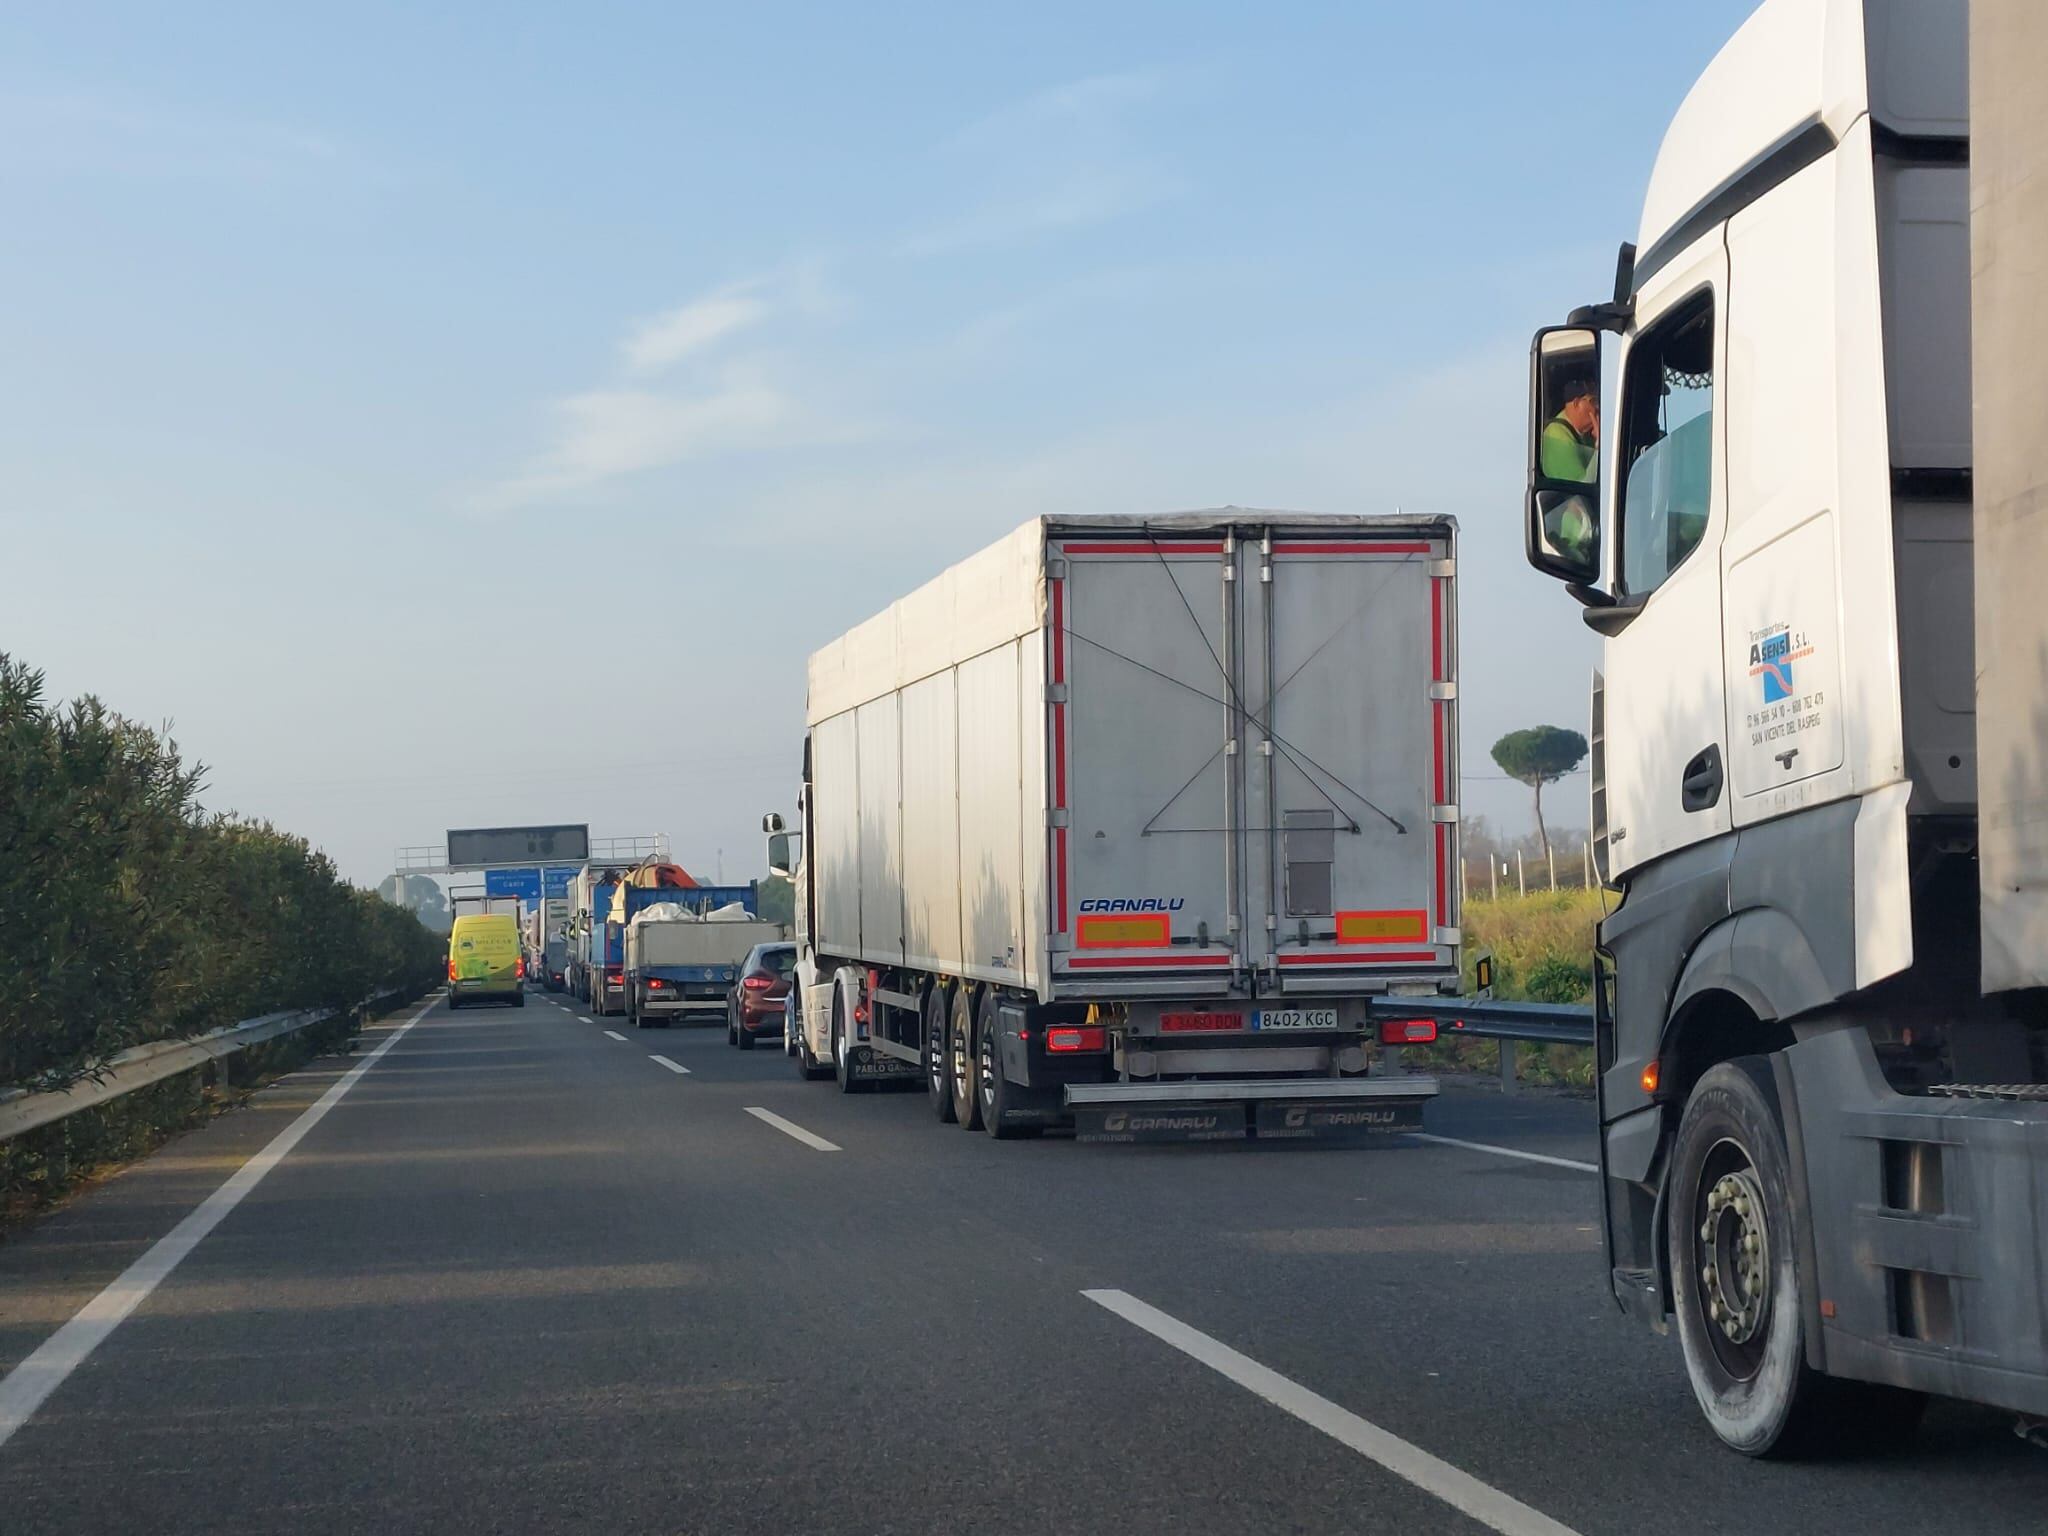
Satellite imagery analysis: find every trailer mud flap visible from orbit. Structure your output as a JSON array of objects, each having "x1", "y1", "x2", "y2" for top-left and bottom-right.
[
  {"x1": 1251, "y1": 1097, "x2": 1425, "y2": 1141},
  {"x1": 850, "y1": 1047, "x2": 919, "y2": 1084},
  {"x1": 1074, "y1": 1103, "x2": 1249, "y2": 1143}
]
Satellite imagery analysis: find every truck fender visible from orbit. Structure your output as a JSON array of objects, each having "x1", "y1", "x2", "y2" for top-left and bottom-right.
[{"x1": 1669, "y1": 907, "x2": 1832, "y2": 1027}]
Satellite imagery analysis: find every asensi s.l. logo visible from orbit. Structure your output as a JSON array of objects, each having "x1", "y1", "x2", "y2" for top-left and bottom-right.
[{"x1": 1748, "y1": 623, "x2": 1814, "y2": 704}]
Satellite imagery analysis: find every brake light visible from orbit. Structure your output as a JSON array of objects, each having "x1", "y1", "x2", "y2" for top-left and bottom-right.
[
  {"x1": 742, "y1": 973, "x2": 775, "y2": 991},
  {"x1": 447, "y1": 958, "x2": 457, "y2": 981},
  {"x1": 647, "y1": 977, "x2": 666, "y2": 989},
  {"x1": 1377, "y1": 1019, "x2": 1438, "y2": 1045},
  {"x1": 1046, "y1": 1025, "x2": 1108, "y2": 1053},
  {"x1": 516, "y1": 957, "x2": 526, "y2": 979}
]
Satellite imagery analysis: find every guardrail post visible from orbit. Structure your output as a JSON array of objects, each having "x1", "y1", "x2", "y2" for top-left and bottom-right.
[{"x1": 1499, "y1": 1041, "x2": 1519, "y2": 1096}]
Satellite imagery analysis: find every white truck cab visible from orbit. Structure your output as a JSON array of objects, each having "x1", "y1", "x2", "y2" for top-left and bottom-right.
[{"x1": 1525, "y1": 0, "x2": 2048, "y2": 1456}]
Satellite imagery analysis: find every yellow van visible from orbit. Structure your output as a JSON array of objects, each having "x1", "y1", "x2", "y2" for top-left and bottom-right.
[{"x1": 448, "y1": 914, "x2": 526, "y2": 1009}]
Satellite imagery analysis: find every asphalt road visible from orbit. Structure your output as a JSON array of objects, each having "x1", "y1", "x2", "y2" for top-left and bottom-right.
[{"x1": 2, "y1": 991, "x2": 2044, "y2": 1535}]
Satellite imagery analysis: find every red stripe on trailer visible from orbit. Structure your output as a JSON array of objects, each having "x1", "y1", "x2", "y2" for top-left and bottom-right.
[
  {"x1": 1270, "y1": 541, "x2": 1433, "y2": 556},
  {"x1": 1431, "y1": 574, "x2": 1447, "y2": 930},
  {"x1": 1276, "y1": 950, "x2": 1441, "y2": 966},
  {"x1": 1064, "y1": 953, "x2": 1234, "y2": 969},
  {"x1": 1065, "y1": 541, "x2": 1226, "y2": 555},
  {"x1": 1051, "y1": 573, "x2": 1069, "y2": 932}
]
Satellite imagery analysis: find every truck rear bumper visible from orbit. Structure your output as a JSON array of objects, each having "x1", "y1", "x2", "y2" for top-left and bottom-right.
[{"x1": 1063, "y1": 1075, "x2": 1437, "y2": 1143}]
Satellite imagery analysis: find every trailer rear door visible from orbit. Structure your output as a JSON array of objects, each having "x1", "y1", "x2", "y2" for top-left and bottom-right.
[
  {"x1": 1245, "y1": 531, "x2": 1457, "y2": 991},
  {"x1": 1049, "y1": 521, "x2": 1456, "y2": 995},
  {"x1": 1052, "y1": 532, "x2": 1244, "y2": 988}
]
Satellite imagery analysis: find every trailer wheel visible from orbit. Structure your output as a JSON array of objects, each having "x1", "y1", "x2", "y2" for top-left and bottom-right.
[
  {"x1": 949, "y1": 987, "x2": 982, "y2": 1130},
  {"x1": 832, "y1": 987, "x2": 866, "y2": 1094},
  {"x1": 1669, "y1": 1058, "x2": 1924, "y2": 1457},
  {"x1": 925, "y1": 985, "x2": 957, "y2": 1123}
]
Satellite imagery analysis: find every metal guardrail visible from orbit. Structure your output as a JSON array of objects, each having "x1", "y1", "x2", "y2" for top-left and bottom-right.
[
  {"x1": 0, "y1": 990, "x2": 404, "y2": 1144},
  {"x1": 1370, "y1": 995, "x2": 1595, "y2": 1096}
]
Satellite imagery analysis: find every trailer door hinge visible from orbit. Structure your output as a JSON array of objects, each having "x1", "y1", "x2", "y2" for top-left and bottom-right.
[
  {"x1": 1428, "y1": 556, "x2": 1456, "y2": 579},
  {"x1": 1225, "y1": 738, "x2": 1239, "y2": 755},
  {"x1": 1431, "y1": 803, "x2": 1459, "y2": 823},
  {"x1": 1044, "y1": 682, "x2": 1069, "y2": 704},
  {"x1": 1047, "y1": 807, "x2": 1071, "y2": 829},
  {"x1": 1257, "y1": 738, "x2": 1274, "y2": 757},
  {"x1": 1046, "y1": 556, "x2": 1068, "y2": 580},
  {"x1": 1428, "y1": 680, "x2": 1457, "y2": 701}
]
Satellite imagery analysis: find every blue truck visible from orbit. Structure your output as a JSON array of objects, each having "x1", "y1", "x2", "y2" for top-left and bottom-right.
[{"x1": 567, "y1": 867, "x2": 628, "y2": 1013}]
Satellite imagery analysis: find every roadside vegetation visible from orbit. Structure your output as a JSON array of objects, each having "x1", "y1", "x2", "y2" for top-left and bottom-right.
[
  {"x1": 0, "y1": 653, "x2": 440, "y2": 1220},
  {"x1": 1418, "y1": 887, "x2": 1606, "y2": 1089}
]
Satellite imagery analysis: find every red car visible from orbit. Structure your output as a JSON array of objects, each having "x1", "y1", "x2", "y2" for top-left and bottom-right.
[{"x1": 725, "y1": 942, "x2": 795, "y2": 1050}]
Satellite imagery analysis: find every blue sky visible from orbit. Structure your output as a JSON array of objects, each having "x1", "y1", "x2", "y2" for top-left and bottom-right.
[{"x1": 2, "y1": 1, "x2": 1758, "y2": 885}]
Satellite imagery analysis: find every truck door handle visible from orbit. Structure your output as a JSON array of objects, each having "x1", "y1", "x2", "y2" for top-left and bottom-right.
[{"x1": 1681, "y1": 745, "x2": 1723, "y2": 813}]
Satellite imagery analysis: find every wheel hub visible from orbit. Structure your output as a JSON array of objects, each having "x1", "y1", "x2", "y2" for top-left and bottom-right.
[{"x1": 1699, "y1": 1168, "x2": 1770, "y2": 1346}]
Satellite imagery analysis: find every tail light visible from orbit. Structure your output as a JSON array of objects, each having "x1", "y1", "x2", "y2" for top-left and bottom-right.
[
  {"x1": 1378, "y1": 1019, "x2": 1438, "y2": 1045},
  {"x1": 1046, "y1": 1025, "x2": 1108, "y2": 1053},
  {"x1": 446, "y1": 958, "x2": 457, "y2": 981},
  {"x1": 742, "y1": 973, "x2": 775, "y2": 992},
  {"x1": 648, "y1": 977, "x2": 667, "y2": 989},
  {"x1": 516, "y1": 957, "x2": 526, "y2": 979}
]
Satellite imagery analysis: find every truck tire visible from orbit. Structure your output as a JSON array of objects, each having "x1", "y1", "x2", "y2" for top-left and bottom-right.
[
  {"x1": 925, "y1": 985, "x2": 957, "y2": 1123},
  {"x1": 831, "y1": 988, "x2": 866, "y2": 1095},
  {"x1": 949, "y1": 987, "x2": 982, "y2": 1130},
  {"x1": 1669, "y1": 1058, "x2": 1924, "y2": 1457},
  {"x1": 975, "y1": 990, "x2": 1036, "y2": 1140}
]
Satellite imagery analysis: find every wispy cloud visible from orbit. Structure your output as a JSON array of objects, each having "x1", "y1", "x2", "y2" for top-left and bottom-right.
[
  {"x1": 0, "y1": 87, "x2": 370, "y2": 185},
  {"x1": 620, "y1": 286, "x2": 768, "y2": 376},
  {"x1": 901, "y1": 71, "x2": 1178, "y2": 257},
  {"x1": 475, "y1": 380, "x2": 793, "y2": 511},
  {"x1": 471, "y1": 268, "x2": 873, "y2": 513}
]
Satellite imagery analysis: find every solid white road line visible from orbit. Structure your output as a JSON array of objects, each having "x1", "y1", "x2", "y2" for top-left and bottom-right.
[
  {"x1": 1410, "y1": 1133, "x2": 1597, "y2": 1174},
  {"x1": 1084, "y1": 1290, "x2": 1583, "y2": 1536},
  {"x1": 649, "y1": 1055, "x2": 691, "y2": 1075},
  {"x1": 0, "y1": 994, "x2": 438, "y2": 1451},
  {"x1": 603, "y1": 1030, "x2": 627, "y2": 1042},
  {"x1": 743, "y1": 1107, "x2": 841, "y2": 1152}
]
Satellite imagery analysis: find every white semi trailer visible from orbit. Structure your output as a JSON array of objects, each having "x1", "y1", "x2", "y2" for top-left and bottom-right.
[
  {"x1": 766, "y1": 510, "x2": 1457, "y2": 1142},
  {"x1": 1523, "y1": 0, "x2": 2048, "y2": 1456}
]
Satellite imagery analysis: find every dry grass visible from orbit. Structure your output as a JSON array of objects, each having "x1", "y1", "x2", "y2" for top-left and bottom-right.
[{"x1": 1419, "y1": 888, "x2": 1608, "y2": 1089}]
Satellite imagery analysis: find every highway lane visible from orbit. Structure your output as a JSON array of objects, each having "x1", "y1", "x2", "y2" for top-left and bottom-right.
[{"x1": 1, "y1": 990, "x2": 2044, "y2": 1534}]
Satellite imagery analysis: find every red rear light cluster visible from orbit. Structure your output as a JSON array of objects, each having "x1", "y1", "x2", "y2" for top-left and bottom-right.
[
  {"x1": 1377, "y1": 1019, "x2": 1439, "y2": 1045},
  {"x1": 516, "y1": 957, "x2": 526, "y2": 979},
  {"x1": 647, "y1": 977, "x2": 666, "y2": 989},
  {"x1": 446, "y1": 958, "x2": 457, "y2": 981},
  {"x1": 741, "y1": 973, "x2": 775, "y2": 992},
  {"x1": 1046, "y1": 1025, "x2": 1108, "y2": 1053}
]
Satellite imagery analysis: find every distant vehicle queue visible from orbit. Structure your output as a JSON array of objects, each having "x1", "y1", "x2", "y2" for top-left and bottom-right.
[{"x1": 483, "y1": 861, "x2": 789, "y2": 1029}]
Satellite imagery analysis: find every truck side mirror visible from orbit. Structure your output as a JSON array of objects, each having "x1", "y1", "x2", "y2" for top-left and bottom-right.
[
  {"x1": 766, "y1": 831, "x2": 796, "y2": 879},
  {"x1": 1526, "y1": 326, "x2": 1604, "y2": 589}
]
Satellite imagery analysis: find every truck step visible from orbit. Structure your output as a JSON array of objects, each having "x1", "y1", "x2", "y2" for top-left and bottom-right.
[{"x1": 1927, "y1": 1082, "x2": 2048, "y2": 1101}]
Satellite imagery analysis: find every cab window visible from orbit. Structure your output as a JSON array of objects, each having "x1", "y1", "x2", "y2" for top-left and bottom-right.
[{"x1": 1617, "y1": 293, "x2": 1714, "y2": 597}]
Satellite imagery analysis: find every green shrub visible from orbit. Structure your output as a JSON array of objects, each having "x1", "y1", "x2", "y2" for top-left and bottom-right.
[{"x1": 0, "y1": 652, "x2": 441, "y2": 1089}]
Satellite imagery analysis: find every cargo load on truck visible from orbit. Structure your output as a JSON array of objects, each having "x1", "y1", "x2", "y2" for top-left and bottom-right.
[{"x1": 771, "y1": 509, "x2": 1457, "y2": 1139}]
